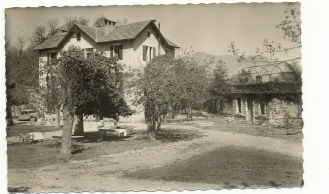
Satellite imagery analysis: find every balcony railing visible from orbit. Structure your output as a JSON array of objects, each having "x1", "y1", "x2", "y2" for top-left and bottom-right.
[{"x1": 231, "y1": 81, "x2": 302, "y2": 94}]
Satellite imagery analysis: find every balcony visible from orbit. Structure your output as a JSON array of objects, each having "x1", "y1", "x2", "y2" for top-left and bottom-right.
[{"x1": 231, "y1": 81, "x2": 302, "y2": 94}]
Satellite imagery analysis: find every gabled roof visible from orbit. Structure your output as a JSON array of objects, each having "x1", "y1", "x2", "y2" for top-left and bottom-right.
[
  {"x1": 34, "y1": 33, "x2": 66, "y2": 50},
  {"x1": 97, "y1": 20, "x2": 153, "y2": 42},
  {"x1": 165, "y1": 37, "x2": 180, "y2": 48},
  {"x1": 34, "y1": 20, "x2": 179, "y2": 50}
]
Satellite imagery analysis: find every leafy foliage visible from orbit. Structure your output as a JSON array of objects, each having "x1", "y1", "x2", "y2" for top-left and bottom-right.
[
  {"x1": 42, "y1": 46, "x2": 131, "y2": 118},
  {"x1": 41, "y1": 46, "x2": 131, "y2": 155},
  {"x1": 93, "y1": 16, "x2": 107, "y2": 28},
  {"x1": 6, "y1": 38, "x2": 39, "y2": 124},
  {"x1": 206, "y1": 57, "x2": 231, "y2": 113},
  {"x1": 136, "y1": 55, "x2": 209, "y2": 139},
  {"x1": 208, "y1": 58, "x2": 230, "y2": 99}
]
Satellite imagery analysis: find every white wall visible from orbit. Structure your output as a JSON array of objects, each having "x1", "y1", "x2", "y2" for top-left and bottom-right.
[{"x1": 38, "y1": 25, "x2": 177, "y2": 123}]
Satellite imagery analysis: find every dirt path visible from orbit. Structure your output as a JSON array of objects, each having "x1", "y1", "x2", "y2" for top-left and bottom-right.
[{"x1": 7, "y1": 121, "x2": 303, "y2": 192}]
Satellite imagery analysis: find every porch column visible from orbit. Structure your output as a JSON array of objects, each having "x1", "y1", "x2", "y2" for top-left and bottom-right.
[
  {"x1": 245, "y1": 98, "x2": 249, "y2": 122},
  {"x1": 235, "y1": 98, "x2": 239, "y2": 114},
  {"x1": 252, "y1": 100, "x2": 255, "y2": 123}
]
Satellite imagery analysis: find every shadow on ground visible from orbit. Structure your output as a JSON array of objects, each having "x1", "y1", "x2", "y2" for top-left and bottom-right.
[
  {"x1": 122, "y1": 145, "x2": 303, "y2": 188},
  {"x1": 156, "y1": 129, "x2": 205, "y2": 143}
]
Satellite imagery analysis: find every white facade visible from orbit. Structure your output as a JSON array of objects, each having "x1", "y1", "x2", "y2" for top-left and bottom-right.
[
  {"x1": 38, "y1": 22, "x2": 178, "y2": 123},
  {"x1": 38, "y1": 25, "x2": 173, "y2": 70}
]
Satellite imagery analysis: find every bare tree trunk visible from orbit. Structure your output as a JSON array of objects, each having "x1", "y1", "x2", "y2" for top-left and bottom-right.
[
  {"x1": 55, "y1": 107, "x2": 60, "y2": 128},
  {"x1": 156, "y1": 114, "x2": 163, "y2": 134},
  {"x1": 186, "y1": 105, "x2": 192, "y2": 121},
  {"x1": 74, "y1": 113, "x2": 84, "y2": 136},
  {"x1": 214, "y1": 99, "x2": 217, "y2": 113},
  {"x1": 147, "y1": 117, "x2": 156, "y2": 141},
  {"x1": 60, "y1": 106, "x2": 74, "y2": 159},
  {"x1": 113, "y1": 113, "x2": 119, "y2": 128},
  {"x1": 6, "y1": 106, "x2": 14, "y2": 126}
]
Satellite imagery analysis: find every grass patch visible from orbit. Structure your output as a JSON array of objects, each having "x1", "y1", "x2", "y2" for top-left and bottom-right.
[
  {"x1": 211, "y1": 118, "x2": 303, "y2": 143},
  {"x1": 7, "y1": 124, "x2": 62, "y2": 137},
  {"x1": 156, "y1": 129, "x2": 205, "y2": 143}
]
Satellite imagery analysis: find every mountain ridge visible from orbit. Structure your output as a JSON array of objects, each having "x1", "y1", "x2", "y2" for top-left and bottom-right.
[{"x1": 190, "y1": 52, "x2": 272, "y2": 77}]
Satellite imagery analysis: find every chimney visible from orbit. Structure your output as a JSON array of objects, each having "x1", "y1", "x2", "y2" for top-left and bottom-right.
[{"x1": 104, "y1": 19, "x2": 116, "y2": 36}]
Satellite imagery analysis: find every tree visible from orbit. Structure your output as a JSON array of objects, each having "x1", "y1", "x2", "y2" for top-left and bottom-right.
[
  {"x1": 229, "y1": 3, "x2": 301, "y2": 64},
  {"x1": 136, "y1": 55, "x2": 209, "y2": 140},
  {"x1": 42, "y1": 46, "x2": 130, "y2": 156},
  {"x1": 30, "y1": 24, "x2": 48, "y2": 48},
  {"x1": 47, "y1": 19, "x2": 60, "y2": 37},
  {"x1": 171, "y1": 57, "x2": 209, "y2": 120},
  {"x1": 139, "y1": 56, "x2": 175, "y2": 140},
  {"x1": 63, "y1": 16, "x2": 89, "y2": 30},
  {"x1": 207, "y1": 57, "x2": 230, "y2": 113},
  {"x1": 93, "y1": 15, "x2": 107, "y2": 28},
  {"x1": 6, "y1": 38, "x2": 39, "y2": 125},
  {"x1": 93, "y1": 16, "x2": 128, "y2": 28}
]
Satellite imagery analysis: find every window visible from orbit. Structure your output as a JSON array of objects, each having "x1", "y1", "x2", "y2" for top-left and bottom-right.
[
  {"x1": 110, "y1": 45, "x2": 123, "y2": 60},
  {"x1": 147, "y1": 31, "x2": 151, "y2": 38},
  {"x1": 149, "y1": 46, "x2": 152, "y2": 61},
  {"x1": 143, "y1": 45, "x2": 156, "y2": 61},
  {"x1": 47, "y1": 52, "x2": 57, "y2": 64},
  {"x1": 85, "y1": 48, "x2": 94, "y2": 58},
  {"x1": 77, "y1": 32, "x2": 81, "y2": 41},
  {"x1": 256, "y1": 75, "x2": 262, "y2": 82}
]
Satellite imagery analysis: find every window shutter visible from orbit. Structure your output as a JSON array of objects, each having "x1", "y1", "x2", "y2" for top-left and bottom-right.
[
  {"x1": 153, "y1": 47, "x2": 156, "y2": 57},
  {"x1": 149, "y1": 47, "x2": 152, "y2": 61},
  {"x1": 77, "y1": 32, "x2": 81, "y2": 41},
  {"x1": 110, "y1": 46, "x2": 113, "y2": 58},
  {"x1": 82, "y1": 49, "x2": 85, "y2": 58},
  {"x1": 143, "y1": 46, "x2": 147, "y2": 61},
  {"x1": 119, "y1": 45, "x2": 123, "y2": 60}
]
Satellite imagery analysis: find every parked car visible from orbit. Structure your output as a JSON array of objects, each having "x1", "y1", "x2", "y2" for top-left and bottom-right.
[{"x1": 17, "y1": 109, "x2": 38, "y2": 121}]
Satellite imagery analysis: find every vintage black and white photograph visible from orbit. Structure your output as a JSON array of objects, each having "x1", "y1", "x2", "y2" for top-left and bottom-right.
[{"x1": 4, "y1": 1, "x2": 306, "y2": 193}]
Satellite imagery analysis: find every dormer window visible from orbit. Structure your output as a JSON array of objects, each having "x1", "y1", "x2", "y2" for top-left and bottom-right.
[{"x1": 77, "y1": 32, "x2": 81, "y2": 41}]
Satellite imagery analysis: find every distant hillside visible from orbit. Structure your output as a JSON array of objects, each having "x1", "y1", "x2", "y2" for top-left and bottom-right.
[
  {"x1": 190, "y1": 52, "x2": 270, "y2": 77},
  {"x1": 190, "y1": 52, "x2": 240, "y2": 77}
]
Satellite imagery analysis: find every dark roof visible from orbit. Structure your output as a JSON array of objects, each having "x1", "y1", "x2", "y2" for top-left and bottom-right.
[
  {"x1": 76, "y1": 24, "x2": 97, "y2": 40},
  {"x1": 34, "y1": 20, "x2": 179, "y2": 50},
  {"x1": 165, "y1": 38, "x2": 180, "y2": 48},
  {"x1": 97, "y1": 20, "x2": 152, "y2": 42},
  {"x1": 34, "y1": 33, "x2": 66, "y2": 50}
]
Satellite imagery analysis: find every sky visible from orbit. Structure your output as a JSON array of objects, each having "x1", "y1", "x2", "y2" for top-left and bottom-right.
[{"x1": 5, "y1": 3, "x2": 300, "y2": 59}]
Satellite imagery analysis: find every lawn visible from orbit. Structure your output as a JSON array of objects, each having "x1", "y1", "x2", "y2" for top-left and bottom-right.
[
  {"x1": 6, "y1": 124, "x2": 62, "y2": 137},
  {"x1": 200, "y1": 117, "x2": 303, "y2": 143},
  {"x1": 7, "y1": 126, "x2": 204, "y2": 170},
  {"x1": 7, "y1": 118, "x2": 303, "y2": 191}
]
